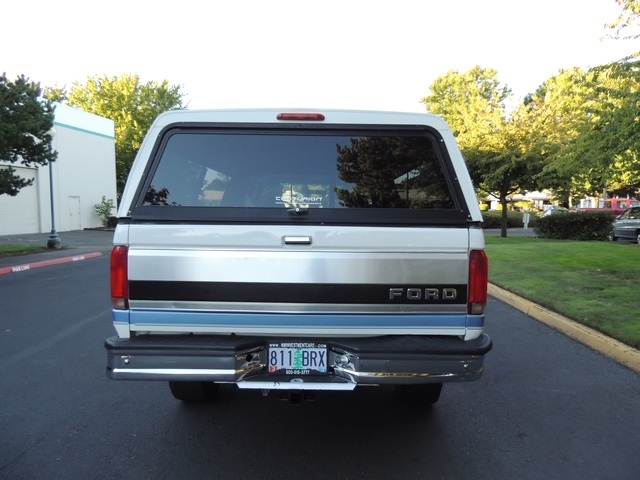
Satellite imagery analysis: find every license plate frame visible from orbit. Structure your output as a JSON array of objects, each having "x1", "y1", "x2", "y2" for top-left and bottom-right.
[{"x1": 268, "y1": 342, "x2": 328, "y2": 375}]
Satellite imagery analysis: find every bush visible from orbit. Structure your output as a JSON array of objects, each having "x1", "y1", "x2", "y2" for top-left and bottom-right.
[
  {"x1": 482, "y1": 210, "x2": 538, "y2": 229},
  {"x1": 533, "y1": 212, "x2": 614, "y2": 240},
  {"x1": 94, "y1": 196, "x2": 116, "y2": 227}
]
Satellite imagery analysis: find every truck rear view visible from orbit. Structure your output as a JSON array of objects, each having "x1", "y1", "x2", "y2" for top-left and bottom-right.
[{"x1": 106, "y1": 109, "x2": 492, "y2": 406}]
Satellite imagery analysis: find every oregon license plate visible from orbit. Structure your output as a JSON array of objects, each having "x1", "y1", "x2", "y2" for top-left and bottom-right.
[{"x1": 268, "y1": 342, "x2": 328, "y2": 375}]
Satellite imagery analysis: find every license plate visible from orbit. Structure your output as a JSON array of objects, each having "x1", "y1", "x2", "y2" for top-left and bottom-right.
[{"x1": 268, "y1": 342, "x2": 327, "y2": 375}]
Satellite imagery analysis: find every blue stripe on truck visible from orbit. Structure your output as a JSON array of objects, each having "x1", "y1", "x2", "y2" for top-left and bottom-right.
[{"x1": 124, "y1": 310, "x2": 484, "y2": 329}]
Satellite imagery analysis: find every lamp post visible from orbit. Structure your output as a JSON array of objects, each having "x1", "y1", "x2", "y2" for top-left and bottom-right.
[{"x1": 47, "y1": 127, "x2": 61, "y2": 249}]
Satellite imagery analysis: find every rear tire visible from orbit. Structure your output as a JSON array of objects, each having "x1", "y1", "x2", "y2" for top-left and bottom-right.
[
  {"x1": 636, "y1": 231, "x2": 640, "y2": 244},
  {"x1": 395, "y1": 383, "x2": 443, "y2": 406},
  {"x1": 169, "y1": 381, "x2": 218, "y2": 403}
]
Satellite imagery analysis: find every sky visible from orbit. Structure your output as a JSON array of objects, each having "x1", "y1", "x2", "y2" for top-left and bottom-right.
[{"x1": 3, "y1": 0, "x2": 639, "y2": 113}]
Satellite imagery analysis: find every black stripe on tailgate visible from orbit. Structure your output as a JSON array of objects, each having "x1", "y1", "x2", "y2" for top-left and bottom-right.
[{"x1": 129, "y1": 281, "x2": 467, "y2": 305}]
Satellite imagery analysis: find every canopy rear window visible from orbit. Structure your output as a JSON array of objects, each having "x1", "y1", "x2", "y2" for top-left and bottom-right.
[{"x1": 132, "y1": 127, "x2": 468, "y2": 225}]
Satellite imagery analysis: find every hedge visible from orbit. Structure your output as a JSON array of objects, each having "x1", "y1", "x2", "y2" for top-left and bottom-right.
[{"x1": 533, "y1": 212, "x2": 614, "y2": 241}]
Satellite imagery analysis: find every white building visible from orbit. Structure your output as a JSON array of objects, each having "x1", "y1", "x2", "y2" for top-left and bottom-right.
[
  {"x1": 0, "y1": 103, "x2": 117, "y2": 235},
  {"x1": 484, "y1": 190, "x2": 553, "y2": 210}
]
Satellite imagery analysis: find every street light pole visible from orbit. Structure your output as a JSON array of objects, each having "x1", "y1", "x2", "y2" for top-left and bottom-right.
[{"x1": 47, "y1": 127, "x2": 61, "y2": 249}]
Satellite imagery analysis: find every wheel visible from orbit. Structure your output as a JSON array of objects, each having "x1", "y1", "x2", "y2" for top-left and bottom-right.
[
  {"x1": 636, "y1": 231, "x2": 640, "y2": 244},
  {"x1": 395, "y1": 383, "x2": 443, "y2": 406},
  {"x1": 608, "y1": 232, "x2": 617, "y2": 242},
  {"x1": 169, "y1": 381, "x2": 218, "y2": 403}
]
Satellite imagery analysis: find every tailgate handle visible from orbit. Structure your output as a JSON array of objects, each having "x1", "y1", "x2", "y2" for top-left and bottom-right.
[{"x1": 283, "y1": 236, "x2": 312, "y2": 245}]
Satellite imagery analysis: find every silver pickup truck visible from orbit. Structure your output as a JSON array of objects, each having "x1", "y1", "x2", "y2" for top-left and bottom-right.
[{"x1": 105, "y1": 109, "x2": 491, "y2": 405}]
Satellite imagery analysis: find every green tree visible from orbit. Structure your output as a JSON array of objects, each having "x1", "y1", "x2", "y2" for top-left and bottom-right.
[
  {"x1": 519, "y1": 68, "x2": 591, "y2": 203},
  {"x1": 43, "y1": 85, "x2": 68, "y2": 103},
  {"x1": 569, "y1": 62, "x2": 640, "y2": 198},
  {"x1": 68, "y1": 74, "x2": 186, "y2": 190},
  {"x1": 0, "y1": 74, "x2": 57, "y2": 196},
  {"x1": 421, "y1": 66, "x2": 541, "y2": 237},
  {"x1": 607, "y1": 0, "x2": 640, "y2": 43},
  {"x1": 527, "y1": 64, "x2": 640, "y2": 203}
]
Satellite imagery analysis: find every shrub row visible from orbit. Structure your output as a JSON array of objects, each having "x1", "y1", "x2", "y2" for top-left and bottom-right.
[{"x1": 533, "y1": 212, "x2": 614, "y2": 241}]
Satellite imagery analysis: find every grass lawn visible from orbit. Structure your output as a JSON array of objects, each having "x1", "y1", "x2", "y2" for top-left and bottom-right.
[
  {"x1": 485, "y1": 236, "x2": 640, "y2": 349},
  {"x1": 0, "y1": 245, "x2": 46, "y2": 257}
]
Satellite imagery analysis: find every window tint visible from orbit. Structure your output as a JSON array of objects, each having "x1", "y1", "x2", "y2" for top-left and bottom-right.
[{"x1": 142, "y1": 131, "x2": 455, "y2": 210}]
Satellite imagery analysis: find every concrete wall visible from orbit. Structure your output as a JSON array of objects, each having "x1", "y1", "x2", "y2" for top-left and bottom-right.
[{"x1": 0, "y1": 103, "x2": 116, "y2": 235}]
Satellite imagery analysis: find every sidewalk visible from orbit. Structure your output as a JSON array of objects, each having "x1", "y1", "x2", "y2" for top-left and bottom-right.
[
  {"x1": 0, "y1": 229, "x2": 114, "y2": 271},
  {"x1": 484, "y1": 227, "x2": 536, "y2": 237},
  {"x1": 0, "y1": 228, "x2": 114, "y2": 248}
]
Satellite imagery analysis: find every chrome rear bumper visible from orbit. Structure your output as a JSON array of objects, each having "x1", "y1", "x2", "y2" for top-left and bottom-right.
[{"x1": 105, "y1": 333, "x2": 491, "y2": 389}]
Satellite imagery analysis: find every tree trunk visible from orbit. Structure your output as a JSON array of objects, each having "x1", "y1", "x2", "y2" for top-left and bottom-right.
[{"x1": 500, "y1": 196, "x2": 508, "y2": 238}]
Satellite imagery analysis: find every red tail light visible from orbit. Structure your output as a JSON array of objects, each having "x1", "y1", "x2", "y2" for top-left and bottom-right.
[
  {"x1": 468, "y1": 250, "x2": 488, "y2": 315},
  {"x1": 277, "y1": 113, "x2": 325, "y2": 121},
  {"x1": 111, "y1": 246, "x2": 129, "y2": 309}
]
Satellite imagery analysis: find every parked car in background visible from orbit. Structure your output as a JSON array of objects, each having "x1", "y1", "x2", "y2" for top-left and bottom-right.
[
  {"x1": 609, "y1": 206, "x2": 640, "y2": 243},
  {"x1": 577, "y1": 198, "x2": 640, "y2": 216},
  {"x1": 541, "y1": 205, "x2": 570, "y2": 217}
]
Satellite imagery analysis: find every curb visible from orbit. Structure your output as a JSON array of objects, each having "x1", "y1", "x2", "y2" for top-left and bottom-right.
[
  {"x1": 0, "y1": 252, "x2": 103, "y2": 276},
  {"x1": 489, "y1": 283, "x2": 640, "y2": 374}
]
